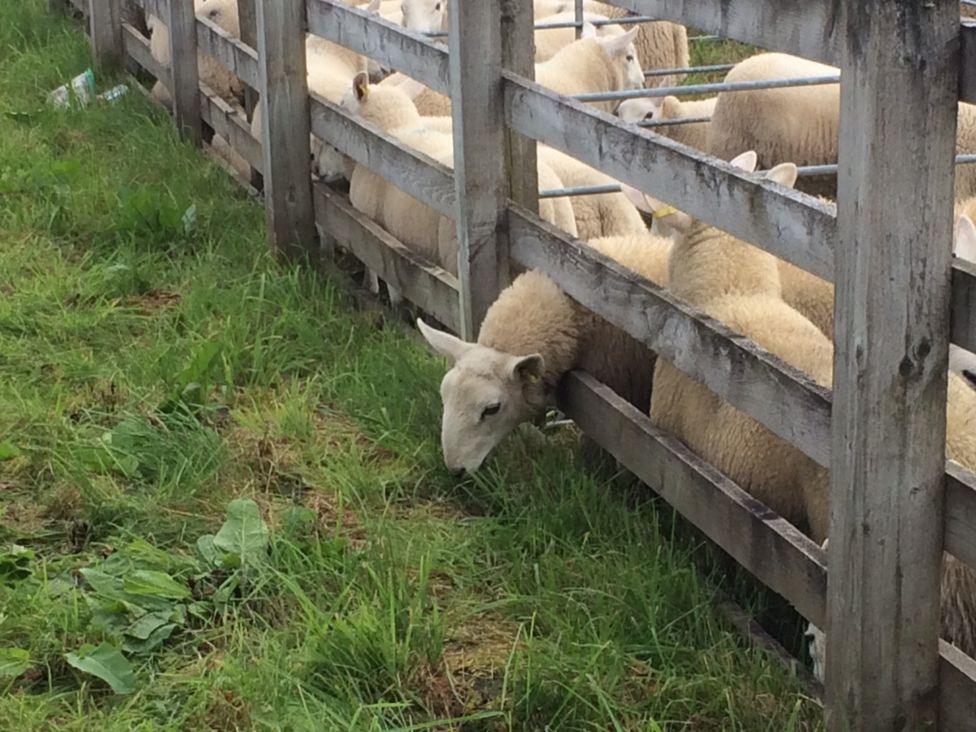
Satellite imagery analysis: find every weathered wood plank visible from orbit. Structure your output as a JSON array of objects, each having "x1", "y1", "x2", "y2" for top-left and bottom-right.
[
  {"x1": 508, "y1": 205, "x2": 833, "y2": 468},
  {"x1": 128, "y1": 0, "x2": 168, "y2": 22},
  {"x1": 960, "y1": 21, "x2": 976, "y2": 105},
  {"x1": 449, "y1": 0, "x2": 506, "y2": 339},
  {"x1": 89, "y1": 0, "x2": 124, "y2": 69},
  {"x1": 501, "y1": 0, "x2": 538, "y2": 216},
  {"x1": 195, "y1": 13, "x2": 259, "y2": 90},
  {"x1": 940, "y1": 640, "x2": 976, "y2": 731},
  {"x1": 167, "y1": 0, "x2": 202, "y2": 143},
  {"x1": 952, "y1": 258, "x2": 976, "y2": 353},
  {"x1": 199, "y1": 84, "x2": 263, "y2": 173},
  {"x1": 306, "y1": 0, "x2": 450, "y2": 97},
  {"x1": 600, "y1": 0, "x2": 839, "y2": 66},
  {"x1": 945, "y1": 462, "x2": 976, "y2": 573},
  {"x1": 255, "y1": 0, "x2": 316, "y2": 258},
  {"x1": 235, "y1": 0, "x2": 262, "y2": 191},
  {"x1": 313, "y1": 185, "x2": 461, "y2": 331},
  {"x1": 122, "y1": 21, "x2": 168, "y2": 81},
  {"x1": 503, "y1": 74, "x2": 838, "y2": 284},
  {"x1": 308, "y1": 93, "x2": 456, "y2": 218},
  {"x1": 827, "y1": 1, "x2": 959, "y2": 728},
  {"x1": 559, "y1": 370, "x2": 828, "y2": 626}
]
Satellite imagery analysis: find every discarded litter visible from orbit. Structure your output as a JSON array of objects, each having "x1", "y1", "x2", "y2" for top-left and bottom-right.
[
  {"x1": 48, "y1": 68, "x2": 95, "y2": 108},
  {"x1": 98, "y1": 84, "x2": 129, "y2": 105}
]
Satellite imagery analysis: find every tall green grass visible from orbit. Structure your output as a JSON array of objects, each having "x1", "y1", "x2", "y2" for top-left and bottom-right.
[{"x1": 0, "y1": 3, "x2": 821, "y2": 728}]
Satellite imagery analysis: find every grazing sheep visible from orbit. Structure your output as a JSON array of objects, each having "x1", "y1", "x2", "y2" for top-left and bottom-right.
[
  {"x1": 535, "y1": 24, "x2": 644, "y2": 114},
  {"x1": 585, "y1": 2, "x2": 689, "y2": 88},
  {"x1": 417, "y1": 230, "x2": 671, "y2": 473},
  {"x1": 147, "y1": 0, "x2": 243, "y2": 108},
  {"x1": 617, "y1": 95, "x2": 716, "y2": 151}
]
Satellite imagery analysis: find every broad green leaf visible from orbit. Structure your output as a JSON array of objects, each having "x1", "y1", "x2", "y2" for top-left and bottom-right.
[
  {"x1": 124, "y1": 611, "x2": 175, "y2": 641},
  {"x1": 196, "y1": 534, "x2": 219, "y2": 566},
  {"x1": 0, "y1": 442, "x2": 20, "y2": 460},
  {"x1": 0, "y1": 648, "x2": 31, "y2": 678},
  {"x1": 65, "y1": 643, "x2": 135, "y2": 694},
  {"x1": 122, "y1": 623, "x2": 176, "y2": 654},
  {"x1": 123, "y1": 570, "x2": 189, "y2": 600},
  {"x1": 0, "y1": 545, "x2": 33, "y2": 581},
  {"x1": 213, "y1": 499, "x2": 269, "y2": 566},
  {"x1": 80, "y1": 568, "x2": 125, "y2": 598}
]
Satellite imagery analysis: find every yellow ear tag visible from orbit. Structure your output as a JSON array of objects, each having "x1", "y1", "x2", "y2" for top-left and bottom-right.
[
  {"x1": 527, "y1": 373, "x2": 540, "y2": 384},
  {"x1": 356, "y1": 82, "x2": 370, "y2": 100},
  {"x1": 652, "y1": 205, "x2": 677, "y2": 221}
]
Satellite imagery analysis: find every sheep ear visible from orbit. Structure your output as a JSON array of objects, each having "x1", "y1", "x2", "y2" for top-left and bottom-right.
[
  {"x1": 353, "y1": 71, "x2": 370, "y2": 102},
  {"x1": 581, "y1": 21, "x2": 598, "y2": 39},
  {"x1": 620, "y1": 183, "x2": 660, "y2": 214},
  {"x1": 597, "y1": 26, "x2": 639, "y2": 56},
  {"x1": 765, "y1": 162, "x2": 798, "y2": 190},
  {"x1": 508, "y1": 354, "x2": 545, "y2": 385},
  {"x1": 729, "y1": 150, "x2": 758, "y2": 173},
  {"x1": 955, "y1": 215, "x2": 976, "y2": 261},
  {"x1": 617, "y1": 97, "x2": 663, "y2": 123},
  {"x1": 365, "y1": 0, "x2": 381, "y2": 12},
  {"x1": 417, "y1": 318, "x2": 472, "y2": 364}
]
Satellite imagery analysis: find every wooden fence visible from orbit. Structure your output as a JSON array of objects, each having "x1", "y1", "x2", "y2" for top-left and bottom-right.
[{"x1": 62, "y1": 0, "x2": 976, "y2": 727}]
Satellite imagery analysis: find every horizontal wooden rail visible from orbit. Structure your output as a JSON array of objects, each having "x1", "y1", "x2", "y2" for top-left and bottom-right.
[
  {"x1": 195, "y1": 13, "x2": 258, "y2": 90},
  {"x1": 199, "y1": 84, "x2": 262, "y2": 173},
  {"x1": 559, "y1": 370, "x2": 827, "y2": 625},
  {"x1": 309, "y1": 93, "x2": 456, "y2": 218},
  {"x1": 122, "y1": 21, "x2": 167, "y2": 81},
  {"x1": 952, "y1": 259, "x2": 976, "y2": 353},
  {"x1": 313, "y1": 185, "x2": 460, "y2": 331},
  {"x1": 941, "y1": 640, "x2": 976, "y2": 729},
  {"x1": 946, "y1": 463, "x2": 976, "y2": 572},
  {"x1": 508, "y1": 205, "x2": 833, "y2": 468},
  {"x1": 600, "y1": 0, "x2": 839, "y2": 66},
  {"x1": 306, "y1": 0, "x2": 450, "y2": 97},
  {"x1": 503, "y1": 73, "x2": 837, "y2": 284}
]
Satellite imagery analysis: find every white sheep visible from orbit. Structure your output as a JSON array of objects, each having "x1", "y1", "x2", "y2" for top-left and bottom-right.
[
  {"x1": 147, "y1": 0, "x2": 243, "y2": 108},
  {"x1": 417, "y1": 230, "x2": 671, "y2": 473},
  {"x1": 617, "y1": 95, "x2": 716, "y2": 151},
  {"x1": 378, "y1": 73, "x2": 451, "y2": 116},
  {"x1": 533, "y1": 11, "x2": 614, "y2": 62},
  {"x1": 399, "y1": 0, "x2": 447, "y2": 33},
  {"x1": 535, "y1": 24, "x2": 643, "y2": 114}
]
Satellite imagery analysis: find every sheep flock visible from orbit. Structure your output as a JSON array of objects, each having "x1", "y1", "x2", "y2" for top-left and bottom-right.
[{"x1": 142, "y1": 0, "x2": 976, "y2": 686}]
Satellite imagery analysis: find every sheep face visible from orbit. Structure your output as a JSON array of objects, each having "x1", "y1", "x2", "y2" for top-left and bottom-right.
[
  {"x1": 310, "y1": 136, "x2": 346, "y2": 182},
  {"x1": 401, "y1": 0, "x2": 446, "y2": 34},
  {"x1": 417, "y1": 319, "x2": 546, "y2": 474},
  {"x1": 588, "y1": 26, "x2": 643, "y2": 90}
]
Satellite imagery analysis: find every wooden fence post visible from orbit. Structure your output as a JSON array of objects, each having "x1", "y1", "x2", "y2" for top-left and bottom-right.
[
  {"x1": 236, "y1": 0, "x2": 263, "y2": 191},
  {"x1": 827, "y1": 0, "x2": 959, "y2": 729},
  {"x1": 255, "y1": 0, "x2": 316, "y2": 258},
  {"x1": 501, "y1": 0, "x2": 538, "y2": 215},
  {"x1": 88, "y1": 0, "x2": 123, "y2": 70},
  {"x1": 167, "y1": 0, "x2": 202, "y2": 143}
]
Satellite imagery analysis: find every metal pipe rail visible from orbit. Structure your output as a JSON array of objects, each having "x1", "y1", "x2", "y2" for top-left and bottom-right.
[
  {"x1": 422, "y1": 14, "x2": 661, "y2": 38},
  {"x1": 644, "y1": 62, "x2": 734, "y2": 78},
  {"x1": 576, "y1": 74, "x2": 840, "y2": 103}
]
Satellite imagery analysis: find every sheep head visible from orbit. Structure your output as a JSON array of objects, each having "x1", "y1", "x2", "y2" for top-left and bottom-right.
[
  {"x1": 401, "y1": 0, "x2": 447, "y2": 34},
  {"x1": 417, "y1": 319, "x2": 545, "y2": 475},
  {"x1": 589, "y1": 25, "x2": 643, "y2": 90}
]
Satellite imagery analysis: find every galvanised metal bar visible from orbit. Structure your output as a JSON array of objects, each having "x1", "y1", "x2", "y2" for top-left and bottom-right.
[
  {"x1": 644, "y1": 62, "x2": 733, "y2": 77},
  {"x1": 423, "y1": 14, "x2": 661, "y2": 38},
  {"x1": 538, "y1": 183, "x2": 622, "y2": 198},
  {"x1": 637, "y1": 115, "x2": 712, "y2": 127},
  {"x1": 575, "y1": 74, "x2": 840, "y2": 103}
]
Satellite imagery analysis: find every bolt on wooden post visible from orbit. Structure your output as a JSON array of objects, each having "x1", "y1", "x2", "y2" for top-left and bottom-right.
[
  {"x1": 167, "y1": 0, "x2": 202, "y2": 144},
  {"x1": 254, "y1": 0, "x2": 316, "y2": 259},
  {"x1": 827, "y1": 0, "x2": 959, "y2": 728},
  {"x1": 88, "y1": 0, "x2": 123, "y2": 70}
]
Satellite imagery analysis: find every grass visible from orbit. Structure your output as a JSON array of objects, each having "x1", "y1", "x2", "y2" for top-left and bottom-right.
[{"x1": 0, "y1": 3, "x2": 822, "y2": 729}]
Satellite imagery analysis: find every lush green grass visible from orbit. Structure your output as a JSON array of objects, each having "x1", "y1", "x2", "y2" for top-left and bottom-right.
[{"x1": 0, "y1": 4, "x2": 821, "y2": 729}]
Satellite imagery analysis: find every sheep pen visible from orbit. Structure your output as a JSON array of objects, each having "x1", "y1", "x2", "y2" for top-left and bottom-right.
[{"x1": 34, "y1": 0, "x2": 976, "y2": 728}]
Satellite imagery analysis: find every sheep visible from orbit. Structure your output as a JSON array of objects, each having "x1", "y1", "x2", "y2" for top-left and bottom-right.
[
  {"x1": 707, "y1": 52, "x2": 976, "y2": 199},
  {"x1": 399, "y1": 0, "x2": 447, "y2": 33},
  {"x1": 535, "y1": 24, "x2": 644, "y2": 114},
  {"x1": 617, "y1": 95, "x2": 716, "y2": 151},
  {"x1": 583, "y1": 2, "x2": 689, "y2": 88},
  {"x1": 533, "y1": 11, "x2": 613, "y2": 63},
  {"x1": 378, "y1": 73, "x2": 451, "y2": 116},
  {"x1": 147, "y1": 0, "x2": 243, "y2": 108},
  {"x1": 340, "y1": 74, "x2": 577, "y2": 302},
  {"x1": 417, "y1": 230, "x2": 671, "y2": 473}
]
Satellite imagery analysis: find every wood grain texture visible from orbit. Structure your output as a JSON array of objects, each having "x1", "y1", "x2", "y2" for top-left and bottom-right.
[
  {"x1": 306, "y1": 0, "x2": 450, "y2": 96},
  {"x1": 503, "y1": 74, "x2": 837, "y2": 283},
  {"x1": 89, "y1": 0, "x2": 124, "y2": 69},
  {"x1": 234, "y1": 0, "x2": 262, "y2": 191},
  {"x1": 827, "y1": 1, "x2": 959, "y2": 728},
  {"x1": 940, "y1": 640, "x2": 976, "y2": 730},
  {"x1": 600, "y1": 0, "x2": 839, "y2": 66},
  {"x1": 308, "y1": 94, "x2": 456, "y2": 218},
  {"x1": 255, "y1": 0, "x2": 315, "y2": 258},
  {"x1": 952, "y1": 258, "x2": 976, "y2": 353},
  {"x1": 449, "y1": 0, "x2": 506, "y2": 339},
  {"x1": 501, "y1": 0, "x2": 538, "y2": 215},
  {"x1": 559, "y1": 370, "x2": 827, "y2": 626},
  {"x1": 199, "y1": 83, "x2": 262, "y2": 172},
  {"x1": 167, "y1": 0, "x2": 202, "y2": 143},
  {"x1": 128, "y1": 0, "x2": 168, "y2": 22},
  {"x1": 946, "y1": 462, "x2": 976, "y2": 573},
  {"x1": 961, "y1": 21, "x2": 976, "y2": 105},
  {"x1": 508, "y1": 205, "x2": 833, "y2": 468},
  {"x1": 313, "y1": 185, "x2": 460, "y2": 331},
  {"x1": 122, "y1": 21, "x2": 168, "y2": 81},
  {"x1": 196, "y1": 13, "x2": 259, "y2": 90}
]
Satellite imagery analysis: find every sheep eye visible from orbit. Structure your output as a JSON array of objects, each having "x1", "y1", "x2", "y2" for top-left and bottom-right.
[
  {"x1": 435, "y1": 2, "x2": 441, "y2": 10},
  {"x1": 481, "y1": 403, "x2": 501, "y2": 420},
  {"x1": 626, "y1": 55, "x2": 634, "y2": 62}
]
